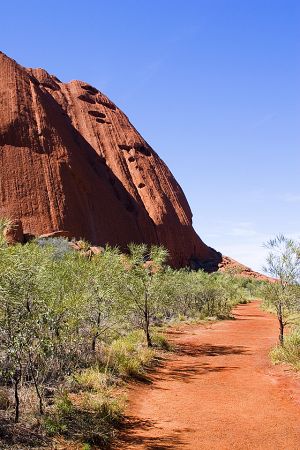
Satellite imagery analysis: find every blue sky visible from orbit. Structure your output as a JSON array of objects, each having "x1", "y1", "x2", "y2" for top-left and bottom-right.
[{"x1": 1, "y1": 0, "x2": 299, "y2": 271}]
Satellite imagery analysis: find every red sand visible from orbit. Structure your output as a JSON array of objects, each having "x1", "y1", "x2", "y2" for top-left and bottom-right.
[{"x1": 117, "y1": 301, "x2": 300, "y2": 449}]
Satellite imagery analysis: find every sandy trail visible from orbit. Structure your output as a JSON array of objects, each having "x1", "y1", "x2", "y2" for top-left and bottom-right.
[{"x1": 116, "y1": 301, "x2": 300, "y2": 450}]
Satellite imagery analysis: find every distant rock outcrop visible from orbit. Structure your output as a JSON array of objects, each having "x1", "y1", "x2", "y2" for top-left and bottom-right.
[
  {"x1": 0, "y1": 51, "x2": 221, "y2": 269},
  {"x1": 219, "y1": 256, "x2": 274, "y2": 282}
]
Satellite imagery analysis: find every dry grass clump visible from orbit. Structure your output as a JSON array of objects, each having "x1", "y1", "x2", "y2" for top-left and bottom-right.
[
  {"x1": 270, "y1": 329, "x2": 300, "y2": 370},
  {"x1": 43, "y1": 368, "x2": 125, "y2": 447},
  {"x1": 106, "y1": 331, "x2": 156, "y2": 377},
  {"x1": 42, "y1": 330, "x2": 162, "y2": 447}
]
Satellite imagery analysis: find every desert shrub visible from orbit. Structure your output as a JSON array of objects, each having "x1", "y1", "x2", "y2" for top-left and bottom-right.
[
  {"x1": 43, "y1": 392, "x2": 73, "y2": 435},
  {"x1": 270, "y1": 328, "x2": 300, "y2": 370},
  {"x1": 73, "y1": 368, "x2": 113, "y2": 392},
  {"x1": 164, "y1": 270, "x2": 253, "y2": 322},
  {"x1": 118, "y1": 244, "x2": 170, "y2": 347},
  {"x1": 107, "y1": 331, "x2": 155, "y2": 377},
  {"x1": 35, "y1": 236, "x2": 72, "y2": 259},
  {"x1": 262, "y1": 235, "x2": 300, "y2": 345},
  {"x1": 0, "y1": 219, "x2": 262, "y2": 441},
  {"x1": 151, "y1": 331, "x2": 173, "y2": 350},
  {"x1": 44, "y1": 378, "x2": 124, "y2": 445}
]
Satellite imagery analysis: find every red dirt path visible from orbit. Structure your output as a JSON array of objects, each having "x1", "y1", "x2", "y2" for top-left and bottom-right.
[{"x1": 116, "y1": 301, "x2": 300, "y2": 449}]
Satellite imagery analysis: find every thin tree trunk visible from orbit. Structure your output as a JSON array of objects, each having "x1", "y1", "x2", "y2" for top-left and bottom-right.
[
  {"x1": 92, "y1": 334, "x2": 97, "y2": 352},
  {"x1": 92, "y1": 312, "x2": 101, "y2": 352},
  {"x1": 14, "y1": 373, "x2": 20, "y2": 423},
  {"x1": 144, "y1": 290, "x2": 152, "y2": 348},
  {"x1": 278, "y1": 303, "x2": 284, "y2": 345},
  {"x1": 146, "y1": 326, "x2": 153, "y2": 348},
  {"x1": 279, "y1": 316, "x2": 284, "y2": 345},
  {"x1": 29, "y1": 353, "x2": 44, "y2": 415},
  {"x1": 33, "y1": 374, "x2": 44, "y2": 415},
  {"x1": 144, "y1": 310, "x2": 152, "y2": 347}
]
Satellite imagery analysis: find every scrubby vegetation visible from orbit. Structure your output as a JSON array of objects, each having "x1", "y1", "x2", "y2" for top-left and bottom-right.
[
  {"x1": 0, "y1": 223, "x2": 262, "y2": 447},
  {"x1": 270, "y1": 330, "x2": 300, "y2": 370},
  {"x1": 262, "y1": 234, "x2": 300, "y2": 370}
]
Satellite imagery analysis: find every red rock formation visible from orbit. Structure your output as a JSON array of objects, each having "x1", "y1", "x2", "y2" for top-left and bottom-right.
[
  {"x1": 0, "y1": 51, "x2": 221, "y2": 269},
  {"x1": 219, "y1": 256, "x2": 275, "y2": 282}
]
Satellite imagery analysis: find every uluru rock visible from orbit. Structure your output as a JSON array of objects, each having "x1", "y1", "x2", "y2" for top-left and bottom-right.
[{"x1": 0, "y1": 51, "x2": 221, "y2": 269}]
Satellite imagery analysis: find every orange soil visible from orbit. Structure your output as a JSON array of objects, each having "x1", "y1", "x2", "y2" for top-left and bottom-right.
[{"x1": 116, "y1": 301, "x2": 300, "y2": 449}]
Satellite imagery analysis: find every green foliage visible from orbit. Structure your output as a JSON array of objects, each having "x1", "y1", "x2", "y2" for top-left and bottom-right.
[
  {"x1": 262, "y1": 235, "x2": 300, "y2": 345},
  {"x1": 43, "y1": 415, "x2": 68, "y2": 435},
  {"x1": 55, "y1": 392, "x2": 74, "y2": 416},
  {"x1": 120, "y1": 244, "x2": 169, "y2": 347},
  {"x1": 73, "y1": 367, "x2": 113, "y2": 392},
  {"x1": 43, "y1": 392, "x2": 73, "y2": 435},
  {"x1": 151, "y1": 331, "x2": 173, "y2": 350},
  {"x1": 263, "y1": 234, "x2": 300, "y2": 284},
  {"x1": 82, "y1": 444, "x2": 92, "y2": 450},
  {"x1": 270, "y1": 328, "x2": 300, "y2": 370},
  {"x1": 108, "y1": 331, "x2": 155, "y2": 377},
  {"x1": 0, "y1": 224, "x2": 261, "y2": 440},
  {"x1": 45, "y1": 372, "x2": 124, "y2": 444}
]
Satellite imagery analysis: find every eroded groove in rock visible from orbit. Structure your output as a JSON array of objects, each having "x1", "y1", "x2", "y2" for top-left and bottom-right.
[
  {"x1": 81, "y1": 84, "x2": 98, "y2": 95},
  {"x1": 78, "y1": 94, "x2": 96, "y2": 104}
]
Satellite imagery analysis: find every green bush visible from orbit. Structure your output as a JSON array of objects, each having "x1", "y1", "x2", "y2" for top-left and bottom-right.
[
  {"x1": 73, "y1": 367, "x2": 113, "y2": 392},
  {"x1": 270, "y1": 329, "x2": 300, "y2": 370},
  {"x1": 82, "y1": 444, "x2": 92, "y2": 450},
  {"x1": 44, "y1": 383, "x2": 124, "y2": 444},
  {"x1": 43, "y1": 416, "x2": 68, "y2": 435},
  {"x1": 0, "y1": 219, "x2": 263, "y2": 442},
  {"x1": 152, "y1": 331, "x2": 172, "y2": 350},
  {"x1": 108, "y1": 331, "x2": 155, "y2": 377},
  {"x1": 43, "y1": 392, "x2": 73, "y2": 435}
]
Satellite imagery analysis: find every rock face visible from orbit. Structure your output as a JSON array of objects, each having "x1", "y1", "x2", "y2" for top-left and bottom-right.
[{"x1": 0, "y1": 51, "x2": 221, "y2": 269}]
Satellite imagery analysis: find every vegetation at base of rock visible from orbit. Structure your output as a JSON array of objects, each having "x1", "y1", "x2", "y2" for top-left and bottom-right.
[{"x1": 0, "y1": 232, "x2": 263, "y2": 447}]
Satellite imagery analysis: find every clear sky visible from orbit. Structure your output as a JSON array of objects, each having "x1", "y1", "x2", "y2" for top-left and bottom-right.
[{"x1": 1, "y1": 0, "x2": 299, "y2": 272}]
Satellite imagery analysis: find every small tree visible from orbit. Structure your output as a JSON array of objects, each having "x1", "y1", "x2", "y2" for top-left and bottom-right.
[
  {"x1": 0, "y1": 242, "x2": 50, "y2": 420},
  {"x1": 85, "y1": 247, "x2": 125, "y2": 352},
  {"x1": 263, "y1": 234, "x2": 300, "y2": 345},
  {"x1": 122, "y1": 244, "x2": 169, "y2": 347}
]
